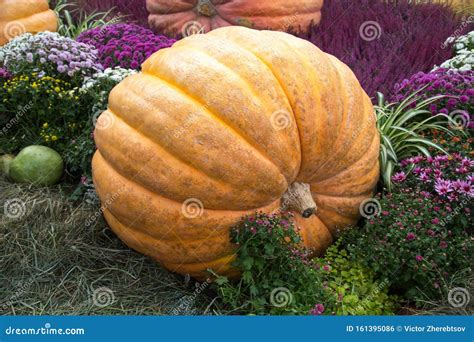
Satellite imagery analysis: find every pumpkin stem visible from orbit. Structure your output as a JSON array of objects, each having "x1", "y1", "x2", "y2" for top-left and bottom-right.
[
  {"x1": 281, "y1": 182, "x2": 317, "y2": 218},
  {"x1": 196, "y1": 0, "x2": 217, "y2": 17}
]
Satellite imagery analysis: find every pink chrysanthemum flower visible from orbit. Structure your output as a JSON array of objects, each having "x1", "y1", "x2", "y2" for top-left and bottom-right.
[{"x1": 434, "y1": 179, "x2": 452, "y2": 196}]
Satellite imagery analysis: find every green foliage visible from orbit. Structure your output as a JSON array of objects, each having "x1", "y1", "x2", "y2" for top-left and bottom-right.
[
  {"x1": 54, "y1": 0, "x2": 126, "y2": 39},
  {"x1": 375, "y1": 91, "x2": 457, "y2": 191},
  {"x1": 341, "y1": 191, "x2": 473, "y2": 304},
  {"x1": 427, "y1": 129, "x2": 473, "y2": 156},
  {"x1": 61, "y1": 67, "x2": 135, "y2": 177},
  {"x1": 211, "y1": 212, "x2": 334, "y2": 315},
  {"x1": 0, "y1": 74, "x2": 79, "y2": 153},
  {"x1": 316, "y1": 243, "x2": 398, "y2": 315},
  {"x1": 0, "y1": 68, "x2": 134, "y2": 178}
]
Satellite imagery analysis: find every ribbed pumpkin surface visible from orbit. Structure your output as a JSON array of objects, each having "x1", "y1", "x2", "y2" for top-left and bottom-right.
[
  {"x1": 0, "y1": 0, "x2": 57, "y2": 46},
  {"x1": 147, "y1": 0, "x2": 323, "y2": 35},
  {"x1": 92, "y1": 27, "x2": 380, "y2": 279}
]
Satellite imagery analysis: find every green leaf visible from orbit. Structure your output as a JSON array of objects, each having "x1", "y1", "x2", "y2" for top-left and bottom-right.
[
  {"x1": 215, "y1": 276, "x2": 229, "y2": 286},
  {"x1": 264, "y1": 243, "x2": 275, "y2": 255},
  {"x1": 242, "y1": 256, "x2": 254, "y2": 270},
  {"x1": 242, "y1": 270, "x2": 252, "y2": 283},
  {"x1": 374, "y1": 91, "x2": 461, "y2": 190}
]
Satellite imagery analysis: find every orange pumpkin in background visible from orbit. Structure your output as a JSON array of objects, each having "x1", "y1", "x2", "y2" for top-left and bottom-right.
[
  {"x1": 146, "y1": 0, "x2": 324, "y2": 36},
  {"x1": 92, "y1": 26, "x2": 380, "y2": 280},
  {"x1": 0, "y1": 0, "x2": 57, "y2": 46}
]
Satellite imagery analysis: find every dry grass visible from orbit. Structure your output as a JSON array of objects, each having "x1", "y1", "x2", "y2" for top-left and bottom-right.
[
  {"x1": 0, "y1": 179, "x2": 216, "y2": 315},
  {"x1": 406, "y1": 268, "x2": 474, "y2": 315}
]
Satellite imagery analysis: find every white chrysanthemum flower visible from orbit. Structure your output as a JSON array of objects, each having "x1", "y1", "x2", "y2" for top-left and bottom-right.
[{"x1": 437, "y1": 31, "x2": 474, "y2": 71}]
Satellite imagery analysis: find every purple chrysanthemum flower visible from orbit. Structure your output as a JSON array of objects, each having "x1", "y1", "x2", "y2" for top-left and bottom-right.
[
  {"x1": 461, "y1": 158, "x2": 473, "y2": 168},
  {"x1": 400, "y1": 159, "x2": 411, "y2": 167},
  {"x1": 411, "y1": 156, "x2": 425, "y2": 164},
  {"x1": 77, "y1": 24, "x2": 176, "y2": 70},
  {"x1": 433, "y1": 169, "x2": 443, "y2": 179},
  {"x1": 455, "y1": 166, "x2": 469, "y2": 174},
  {"x1": 389, "y1": 68, "x2": 474, "y2": 125},
  {"x1": 309, "y1": 303, "x2": 325, "y2": 315},
  {"x1": 455, "y1": 180, "x2": 473, "y2": 196},
  {"x1": 0, "y1": 67, "x2": 11, "y2": 80},
  {"x1": 434, "y1": 155, "x2": 449, "y2": 163},
  {"x1": 434, "y1": 179, "x2": 453, "y2": 196},
  {"x1": 420, "y1": 191, "x2": 431, "y2": 198},
  {"x1": 392, "y1": 172, "x2": 407, "y2": 183},
  {"x1": 419, "y1": 172, "x2": 430, "y2": 182},
  {"x1": 447, "y1": 192, "x2": 458, "y2": 201}
]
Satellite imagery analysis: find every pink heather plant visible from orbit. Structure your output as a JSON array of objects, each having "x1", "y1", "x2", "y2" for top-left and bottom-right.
[
  {"x1": 299, "y1": 0, "x2": 472, "y2": 99},
  {"x1": 73, "y1": 0, "x2": 149, "y2": 26}
]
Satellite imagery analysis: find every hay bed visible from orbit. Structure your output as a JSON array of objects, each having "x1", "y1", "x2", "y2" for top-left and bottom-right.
[{"x1": 0, "y1": 180, "x2": 216, "y2": 315}]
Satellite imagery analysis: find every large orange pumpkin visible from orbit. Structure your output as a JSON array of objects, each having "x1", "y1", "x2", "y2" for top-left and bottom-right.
[
  {"x1": 92, "y1": 26, "x2": 380, "y2": 279},
  {"x1": 147, "y1": 0, "x2": 324, "y2": 36},
  {"x1": 0, "y1": 0, "x2": 57, "y2": 46}
]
